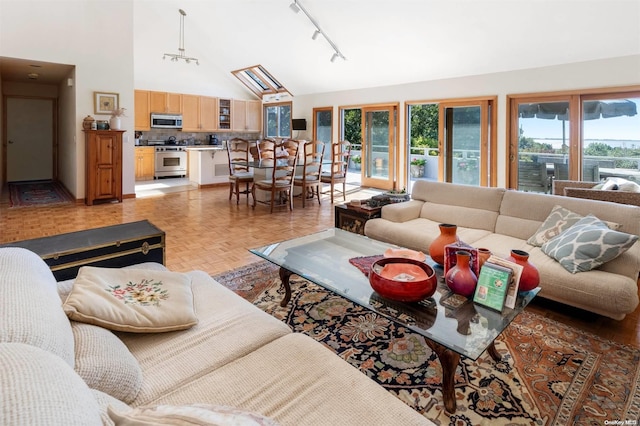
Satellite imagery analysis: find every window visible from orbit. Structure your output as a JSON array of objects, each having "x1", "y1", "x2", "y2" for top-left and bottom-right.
[
  {"x1": 508, "y1": 87, "x2": 640, "y2": 192},
  {"x1": 313, "y1": 107, "x2": 333, "y2": 161},
  {"x1": 231, "y1": 65, "x2": 291, "y2": 100},
  {"x1": 264, "y1": 102, "x2": 291, "y2": 138}
]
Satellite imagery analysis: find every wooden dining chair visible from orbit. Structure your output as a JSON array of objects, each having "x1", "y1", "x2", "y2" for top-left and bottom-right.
[
  {"x1": 252, "y1": 140, "x2": 300, "y2": 213},
  {"x1": 226, "y1": 138, "x2": 253, "y2": 204},
  {"x1": 256, "y1": 138, "x2": 277, "y2": 160},
  {"x1": 294, "y1": 141, "x2": 325, "y2": 207},
  {"x1": 321, "y1": 141, "x2": 351, "y2": 203}
]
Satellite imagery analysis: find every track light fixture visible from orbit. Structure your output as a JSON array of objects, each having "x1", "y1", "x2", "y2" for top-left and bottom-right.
[
  {"x1": 289, "y1": 0, "x2": 345, "y2": 63},
  {"x1": 163, "y1": 9, "x2": 199, "y2": 65}
]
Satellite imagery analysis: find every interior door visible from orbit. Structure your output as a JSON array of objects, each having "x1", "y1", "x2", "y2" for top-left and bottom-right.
[
  {"x1": 361, "y1": 105, "x2": 396, "y2": 190},
  {"x1": 6, "y1": 97, "x2": 54, "y2": 182}
]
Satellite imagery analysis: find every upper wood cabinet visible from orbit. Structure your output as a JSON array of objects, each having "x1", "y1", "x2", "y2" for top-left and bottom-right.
[
  {"x1": 182, "y1": 95, "x2": 217, "y2": 132},
  {"x1": 149, "y1": 91, "x2": 182, "y2": 114},
  {"x1": 233, "y1": 99, "x2": 262, "y2": 132},
  {"x1": 134, "y1": 90, "x2": 151, "y2": 131}
]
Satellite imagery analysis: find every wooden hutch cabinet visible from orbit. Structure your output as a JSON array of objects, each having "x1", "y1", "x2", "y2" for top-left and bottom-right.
[{"x1": 84, "y1": 130, "x2": 124, "y2": 205}]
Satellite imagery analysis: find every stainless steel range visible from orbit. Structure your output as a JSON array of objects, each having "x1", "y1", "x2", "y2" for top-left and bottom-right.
[{"x1": 150, "y1": 140, "x2": 187, "y2": 178}]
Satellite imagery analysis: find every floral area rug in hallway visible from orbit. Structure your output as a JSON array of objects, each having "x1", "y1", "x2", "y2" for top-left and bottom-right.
[
  {"x1": 8, "y1": 179, "x2": 74, "y2": 207},
  {"x1": 213, "y1": 261, "x2": 640, "y2": 426}
]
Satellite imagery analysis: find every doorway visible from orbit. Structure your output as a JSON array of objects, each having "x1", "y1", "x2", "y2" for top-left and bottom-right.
[{"x1": 5, "y1": 97, "x2": 56, "y2": 182}]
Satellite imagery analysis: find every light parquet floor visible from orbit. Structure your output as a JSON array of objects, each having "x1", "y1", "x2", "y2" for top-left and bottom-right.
[{"x1": 1, "y1": 182, "x2": 639, "y2": 349}]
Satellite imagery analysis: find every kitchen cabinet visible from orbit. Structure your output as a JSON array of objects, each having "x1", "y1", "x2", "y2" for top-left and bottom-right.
[
  {"x1": 232, "y1": 99, "x2": 262, "y2": 132},
  {"x1": 84, "y1": 130, "x2": 123, "y2": 206},
  {"x1": 134, "y1": 90, "x2": 151, "y2": 131},
  {"x1": 218, "y1": 99, "x2": 231, "y2": 130},
  {"x1": 186, "y1": 147, "x2": 229, "y2": 186},
  {"x1": 182, "y1": 95, "x2": 217, "y2": 132},
  {"x1": 149, "y1": 91, "x2": 182, "y2": 114},
  {"x1": 134, "y1": 147, "x2": 155, "y2": 181}
]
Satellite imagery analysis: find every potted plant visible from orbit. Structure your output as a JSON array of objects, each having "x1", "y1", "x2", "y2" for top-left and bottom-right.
[
  {"x1": 351, "y1": 155, "x2": 362, "y2": 170},
  {"x1": 410, "y1": 157, "x2": 426, "y2": 178}
]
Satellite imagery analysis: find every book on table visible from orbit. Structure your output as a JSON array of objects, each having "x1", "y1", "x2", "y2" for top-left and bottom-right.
[
  {"x1": 483, "y1": 255, "x2": 523, "y2": 309},
  {"x1": 473, "y1": 262, "x2": 513, "y2": 312}
]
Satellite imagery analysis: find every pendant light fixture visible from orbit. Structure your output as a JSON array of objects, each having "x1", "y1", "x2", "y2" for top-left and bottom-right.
[{"x1": 163, "y1": 9, "x2": 199, "y2": 65}]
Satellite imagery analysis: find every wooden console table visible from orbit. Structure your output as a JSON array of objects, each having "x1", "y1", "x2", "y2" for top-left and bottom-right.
[
  {"x1": 334, "y1": 203, "x2": 382, "y2": 235},
  {"x1": 0, "y1": 220, "x2": 165, "y2": 280}
]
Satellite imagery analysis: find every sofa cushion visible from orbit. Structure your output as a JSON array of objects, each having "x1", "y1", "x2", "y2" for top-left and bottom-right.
[
  {"x1": 541, "y1": 215, "x2": 638, "y2": 273},
  {"x1": 0, "y1": 342, "x2": 102, "y2": 425},
  {"x1": 121, "y1": 271, "x2": 292, "y2": 406},
  {"x1": 107, "y1": 404, "x2": 280, "y2": 426},
  {"x1": 0, "y1": 247, "x2": 75, "y2": 367},
  {"x1": 526, "y1": 205, "x2": 620, "y2": 247},
  {"x1": 72, "y1": 321, "x2": 143, "y2": 404},
  {"x1": 63, "y1": 266, "x2": 197, "y2": 333}
]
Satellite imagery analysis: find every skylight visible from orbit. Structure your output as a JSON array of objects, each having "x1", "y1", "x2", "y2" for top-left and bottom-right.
[{"x1": 232, "y1": 64, "x2": 290, "y2": 100}]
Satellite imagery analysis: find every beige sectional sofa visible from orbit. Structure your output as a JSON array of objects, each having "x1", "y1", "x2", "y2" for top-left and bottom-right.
[
  {"x1": 0, "y1": 247, "x2": 430, "y2": 426},
  {"x1": 365, "y1": 180, "x2": 640, "y2": 320}
]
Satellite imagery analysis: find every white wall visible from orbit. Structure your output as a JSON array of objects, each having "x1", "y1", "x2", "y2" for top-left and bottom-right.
[
  {"x1": 1, "y1": 0, "x2": 135, "y2": 198},
  {"x1": 293, "y1": 55, "x2": 640, "y2": 187}
]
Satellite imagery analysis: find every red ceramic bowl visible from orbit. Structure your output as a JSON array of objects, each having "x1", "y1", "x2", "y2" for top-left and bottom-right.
[{"x1": 369, "y1": 257, "x2": 437, "y2": 302}]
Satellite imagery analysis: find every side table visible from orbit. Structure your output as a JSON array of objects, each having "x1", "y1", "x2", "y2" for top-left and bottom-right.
[{"x1": 334, "y1": 203, "x2": 382, "y2": 235}]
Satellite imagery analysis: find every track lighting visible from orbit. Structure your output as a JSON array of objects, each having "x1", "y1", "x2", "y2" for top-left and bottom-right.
[{"x1": 289, "y1": 0, "x2": 345, "y2": 63}]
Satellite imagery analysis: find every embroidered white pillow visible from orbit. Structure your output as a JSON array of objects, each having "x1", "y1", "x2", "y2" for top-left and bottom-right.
[{"x1": 63, "y1": 266, "x2": 197, "y2": 333}]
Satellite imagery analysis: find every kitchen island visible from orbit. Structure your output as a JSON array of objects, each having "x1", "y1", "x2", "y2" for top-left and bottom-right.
[{"x1": 186, "y1": 146, "x2": 228, "y2": 187}]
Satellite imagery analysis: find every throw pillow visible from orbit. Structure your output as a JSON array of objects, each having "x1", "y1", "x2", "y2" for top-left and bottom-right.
[
  {"x1": 107, "y1": 404, "x2": 281, "y2": 426},
  {"x1": 527, "y1": 205, "x2": 621, "y2": 247},
  {"x1": 71, "y1": 321, "x2": 143, "y2": 404},
  {"x1": 63, "y1": 266, "x2": 197, "y2": 333},
  {"x1": 541, "y1": 215, "x2": 638, "y2": 273}
]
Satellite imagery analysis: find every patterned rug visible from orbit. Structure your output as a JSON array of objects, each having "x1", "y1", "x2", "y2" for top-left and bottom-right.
[
  {"x1": 8, "y1": 180, "x2": 74, "y2": 207},
  {"x1": 213, "y1": 261, "x2": 640, "y2": 426}
]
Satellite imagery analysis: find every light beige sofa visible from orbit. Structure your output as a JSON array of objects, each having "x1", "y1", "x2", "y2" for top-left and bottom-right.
[
  {"x1": 0, "y1": 247, "x2": 430, "y2": 426},
  {"x1": 365, "y1": 180, "x2": 640, "y2": 320}
]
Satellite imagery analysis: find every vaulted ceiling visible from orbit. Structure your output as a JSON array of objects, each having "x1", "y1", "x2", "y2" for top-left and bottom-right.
[
  {"x1": 144, "y1": 0, "x2": 640, "y2": 97},
  {"x1": 2, "y1": 0, "x2": 639, "y2": 97}
]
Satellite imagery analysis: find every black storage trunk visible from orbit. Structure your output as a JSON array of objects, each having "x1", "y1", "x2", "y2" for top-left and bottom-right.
[{"x1": 0, "y1": 220, "x2": 165, "y2": 281}]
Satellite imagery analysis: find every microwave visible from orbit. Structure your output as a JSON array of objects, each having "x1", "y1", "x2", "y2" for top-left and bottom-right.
[{"x1": 151, "y1": 113, "x2": 183, "y2": 129}]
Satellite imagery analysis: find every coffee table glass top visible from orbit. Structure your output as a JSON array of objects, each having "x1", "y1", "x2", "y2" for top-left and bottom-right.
[{"x1": 250, "y1": 228, "x2": 539, "y2": 360}]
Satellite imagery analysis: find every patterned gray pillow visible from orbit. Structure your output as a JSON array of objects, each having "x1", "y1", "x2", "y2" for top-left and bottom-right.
[{"x1": 541, "y1": 215, "x2": 638, "y2": 273}]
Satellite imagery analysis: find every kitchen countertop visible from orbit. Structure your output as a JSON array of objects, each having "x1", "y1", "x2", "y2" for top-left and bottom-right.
[{"x1": 184, "y1": 145, "x2": 226, "y2": 151}]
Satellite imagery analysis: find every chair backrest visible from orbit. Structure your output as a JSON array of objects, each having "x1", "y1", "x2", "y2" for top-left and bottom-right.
[
  {"x1": 554, "y1": 163, "x2": 600, "y2": 182},
  {"x1": 553, "y1": 163, "x2": 569, "y2": 181},
  {"x1": 227, "y1": 138, "x2": 250, "y2": 175},
  {"x1": 272, "y1": 141, "x2": 299, "y2": 187},
  {"x1": 257, "y1": 139, "x2": 276, "y2": 160},
  {"x1": 329, "y1": 141, "x2": 351, "y2": 180},
  {"x1": 300, "y1": 141, "x2": 325, "y2": 181},
  {"x1": 518, "y1": 161, "x2": 548, "y2": 192}
]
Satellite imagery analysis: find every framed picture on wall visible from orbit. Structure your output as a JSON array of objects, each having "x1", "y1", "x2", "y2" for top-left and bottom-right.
[{"x1": 94, "y1": 92, "x2": 119, "y2": 115}]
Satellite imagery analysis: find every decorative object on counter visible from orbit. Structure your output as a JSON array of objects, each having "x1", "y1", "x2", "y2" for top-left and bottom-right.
[
  {"x1": 429, "y1": 223, "x2": 458, "y2": 266},
  {"x1": 96, "y1": 120, "x2": 109, "y2": 130},
  {"x1": 445, "y1": 250, "x2": 478, "y2": 297},
  {"x1": 507, "y1": 249, "x2": 540, "y2": 292},
  {"x1": 94, "y1": 91, "x2": 119, "y2": 115},
  {"x1": 369, "y1": 257, "x2": 436, "y2": 302},
  {"x1": 109, "y1": 107, "x2": 126, "y2": 130},
  {"x1": 82, "y1": 115, "x2": 95, "y2": 130}
]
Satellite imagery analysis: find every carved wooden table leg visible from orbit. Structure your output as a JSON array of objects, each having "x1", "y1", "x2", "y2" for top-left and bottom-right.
[
  {"x1": 487, "y1": 341, "x2": 502, "y2": 362},
  {"x1": 425, "y1": 340, "x2": 460, "y2": 414},
  {"x1": 278, "y1": 267, "x2": 294, "y2": 307}
]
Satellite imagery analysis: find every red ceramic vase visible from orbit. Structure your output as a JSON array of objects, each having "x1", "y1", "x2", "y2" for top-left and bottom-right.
[
  {"x1": 429, "y1": 223, "x2": 458, "y2": 266},
  {"x1": 477, "y1": 247, "x2": 492, "y2": 271},
  {"x1": 445, "y1": 250, "x2": 478, "y2": 297},
  {"x1": 508, "y1": 249, "x2": 540, "y2": 292}
]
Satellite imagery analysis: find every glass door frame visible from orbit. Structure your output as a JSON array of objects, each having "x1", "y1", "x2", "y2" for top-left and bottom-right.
[
  {"x1": 312, "y1": 106, "x2": 333, "y2": 161},
  {"x1": 361, "y1": 104, "x2": 398, "y2": 190}
]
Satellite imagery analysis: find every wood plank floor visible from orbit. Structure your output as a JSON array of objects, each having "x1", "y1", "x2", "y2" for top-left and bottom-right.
[{"x1": 1, "y1": 182, "x2": 639, "y2": 349}]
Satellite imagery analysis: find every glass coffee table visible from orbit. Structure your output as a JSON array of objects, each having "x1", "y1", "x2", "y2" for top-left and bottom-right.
[{"x1": 250, "y1": 228, "x2": 539, "y2": 413}]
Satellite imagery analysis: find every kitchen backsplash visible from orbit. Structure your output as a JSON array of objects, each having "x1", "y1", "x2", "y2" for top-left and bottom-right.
[{"x1": 137, "y1": 129, "x2": 264, "y2": 145}]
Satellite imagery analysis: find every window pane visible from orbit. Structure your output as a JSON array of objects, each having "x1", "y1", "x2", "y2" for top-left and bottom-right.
[
  {"x1": 266, "y1": 106, "x2": 278, "y2": 137},
  {"x1": 407, "y1": 104, "x2": 438, "y2": 191},
  {"x1": 279, "y1": 105, "x2": 291, "y2": 137},
  {"x1": 582, "y1": 97, "x2": 640, "y2": 183},
  {"x1": 450, "y1": 106, "x2": 481, "y2": 186}
]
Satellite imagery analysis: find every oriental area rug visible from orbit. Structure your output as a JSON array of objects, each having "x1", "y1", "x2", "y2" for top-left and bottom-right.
[
  {"x1": 8, "y1": 180, "x2": 74, "y2": 207},
  {"x1": 214, "y1": 261, "x2": 640, "y2": 426}
]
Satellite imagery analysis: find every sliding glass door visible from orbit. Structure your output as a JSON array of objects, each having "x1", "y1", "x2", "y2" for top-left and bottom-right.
[{"x1": 362, "y1": 105, "x2": 396, "y2": 190}]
